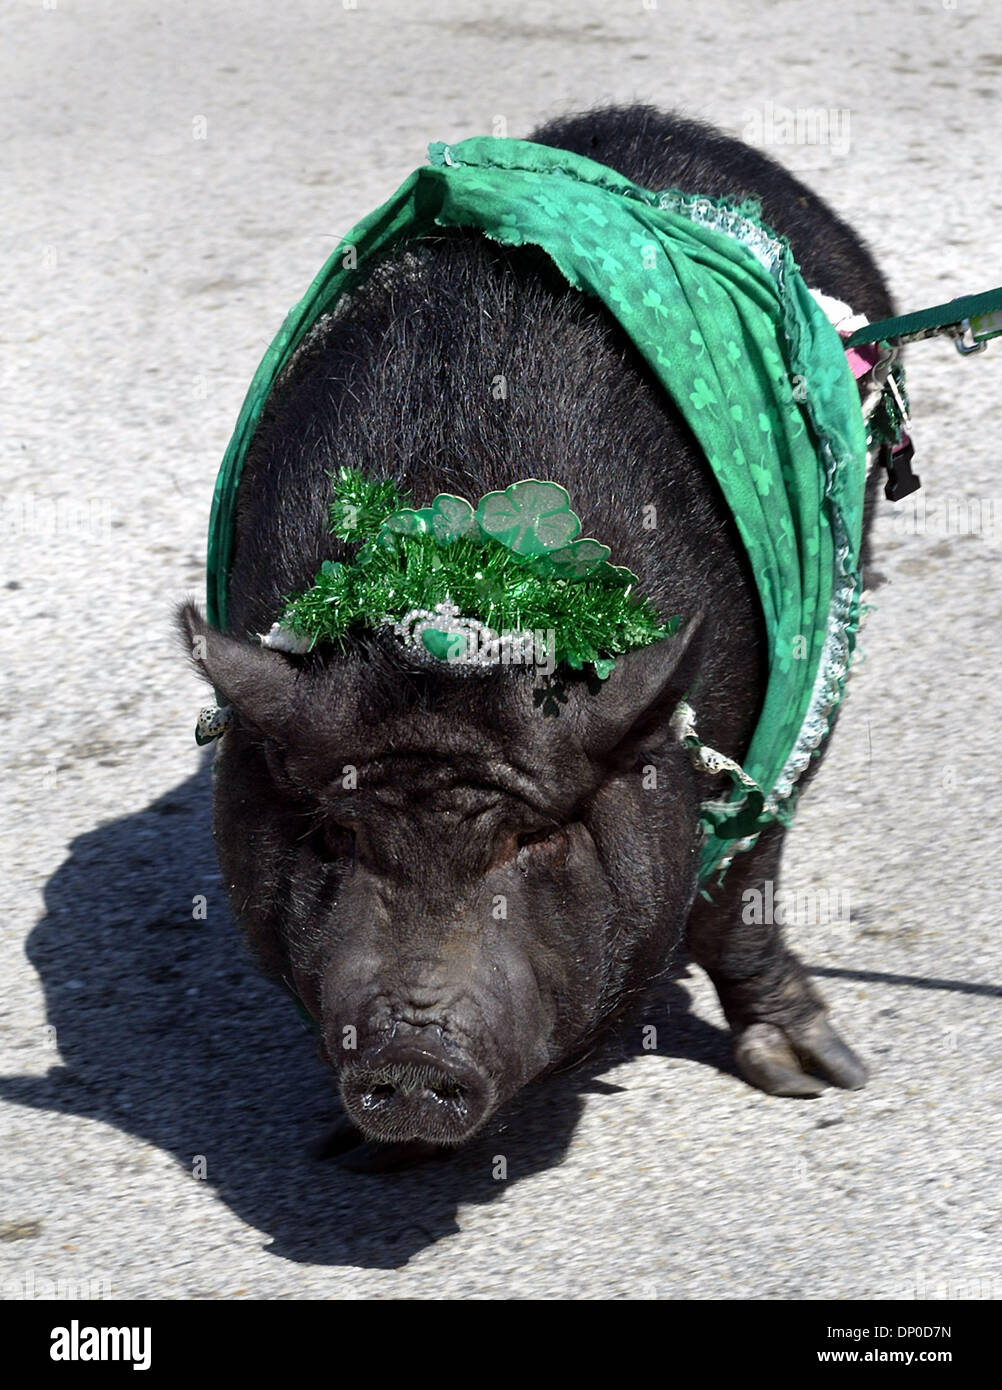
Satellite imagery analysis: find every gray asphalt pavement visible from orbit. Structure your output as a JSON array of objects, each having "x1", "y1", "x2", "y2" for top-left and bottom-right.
[{"x1": 2, "y1": 0, "x2": 1000, "y2": 1300}]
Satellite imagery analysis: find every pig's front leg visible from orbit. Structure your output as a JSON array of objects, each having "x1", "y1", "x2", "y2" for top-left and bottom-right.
[{"x1": 686, "y1": 824, "x2": 867, "y2": 1097}]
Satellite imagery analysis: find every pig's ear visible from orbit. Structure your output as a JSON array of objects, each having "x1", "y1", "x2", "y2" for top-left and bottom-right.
[
  {"x1": 175, "y1": 601, "x2": 304, "y2": 741},
  {"x1": 575, "y1": 612, "x2": 704, "y2": 753}
]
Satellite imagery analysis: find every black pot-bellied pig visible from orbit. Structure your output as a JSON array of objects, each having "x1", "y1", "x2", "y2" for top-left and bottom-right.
[{"x1": 180, "y1": 106, "x2": 898, "y2": 1168}]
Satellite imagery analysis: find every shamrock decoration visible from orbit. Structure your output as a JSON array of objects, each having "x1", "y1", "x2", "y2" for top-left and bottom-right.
[
  {"x1": 474, "y1": 480, "x2": 580, "y2": 557},
  {"x1": 379, "y1": 493, "x2": 475, "y2": 546},
  {"x1": 275, "y1": 468, "x2": 675, "y2": 682},
  {"x1": 428, "y1": 494, "x2": 476, "y2": 541},
  {"x1": 539, "y1": 537, "x2": 611, "y2": 580},
  {"x1": 380, "y1": 510, "x2": 426, "y2": 539}
]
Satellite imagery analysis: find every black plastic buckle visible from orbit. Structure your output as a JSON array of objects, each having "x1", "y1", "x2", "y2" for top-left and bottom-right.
[{"x1": 881, "y1": 435, "x2": 921, "y2": 502}]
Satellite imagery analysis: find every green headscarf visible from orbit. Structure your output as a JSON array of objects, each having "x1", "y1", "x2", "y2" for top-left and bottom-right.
[{"x1": 206, "y1": 136, "x2": 868, "y2": 885}]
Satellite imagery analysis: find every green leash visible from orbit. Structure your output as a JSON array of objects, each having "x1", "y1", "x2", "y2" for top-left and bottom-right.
[
  {"x1": 844, "y1": 283, "x2": 1002, "y2": 503},
  {"x1": 846, "y1": 284, "x2": 1002, "y2": 353}
]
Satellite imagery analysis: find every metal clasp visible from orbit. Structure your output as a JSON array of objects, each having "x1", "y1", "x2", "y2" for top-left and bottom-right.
[{"x1": 954, "y1": 320, "x2": 988, "y2": 355}]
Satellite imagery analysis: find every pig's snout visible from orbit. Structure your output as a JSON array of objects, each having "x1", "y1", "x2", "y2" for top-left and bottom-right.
[{"x1": 340, "y1": 1027, "x2": 495, "y2": 1145}]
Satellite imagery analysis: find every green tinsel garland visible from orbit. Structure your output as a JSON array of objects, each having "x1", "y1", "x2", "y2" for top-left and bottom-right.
[
  {"x1": 279, "y1": 468, "x2": 677, "y2": 676},
  {"x1": 867, "y1": 358, "x2": 910, "y2": 449}
]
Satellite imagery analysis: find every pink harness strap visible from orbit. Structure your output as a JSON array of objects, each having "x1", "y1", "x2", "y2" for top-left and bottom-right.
[{"x1": 845, "y1": 340, "x2": 881, "y2": 381}]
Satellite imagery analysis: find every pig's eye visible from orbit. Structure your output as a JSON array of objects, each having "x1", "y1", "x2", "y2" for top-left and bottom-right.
[
  {"x1": 488, "y1": 825, "x2": 569, "y2": 871},
  {"x1": 516, "y1": 826, "x2": 569, "y2": 866},
  {"x1": 517, "y1": 828, "x2": 558, "y2": 850},
  {"x1": 304, "y1": 820, "x2": 356, "y2": 865}
]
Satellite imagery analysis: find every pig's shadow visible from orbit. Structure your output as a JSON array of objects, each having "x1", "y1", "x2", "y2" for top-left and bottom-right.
[{"x1": 0, "y1": 757, "x2": 734, "y2": 1269}]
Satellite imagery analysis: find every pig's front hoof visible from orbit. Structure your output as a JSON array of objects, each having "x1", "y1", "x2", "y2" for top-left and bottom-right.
[{"x1": 734, "y1": 1017, "x2": 868, "y2": 1098}]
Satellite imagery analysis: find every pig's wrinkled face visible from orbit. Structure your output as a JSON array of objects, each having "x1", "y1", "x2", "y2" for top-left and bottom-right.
[{"x1": 181, "y1": 605, "x2": 705, "y2": 1146}]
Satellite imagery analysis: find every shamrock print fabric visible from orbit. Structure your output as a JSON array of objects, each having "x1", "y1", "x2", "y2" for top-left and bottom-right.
[{"x1": 206, "y1": 136, "x2": 868, "y2": 884}]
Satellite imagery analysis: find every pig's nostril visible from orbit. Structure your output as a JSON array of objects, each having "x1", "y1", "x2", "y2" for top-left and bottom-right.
[
  {"x1": 341, "y1": 1052, "x2": 493, "y2": 1145},
  {"x1": 361, "y1": 1067, "x2": 465, "y2": 1106},
  {"x1": 429, "y1": 1078, "x2": 463, "y2": 1101}
]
